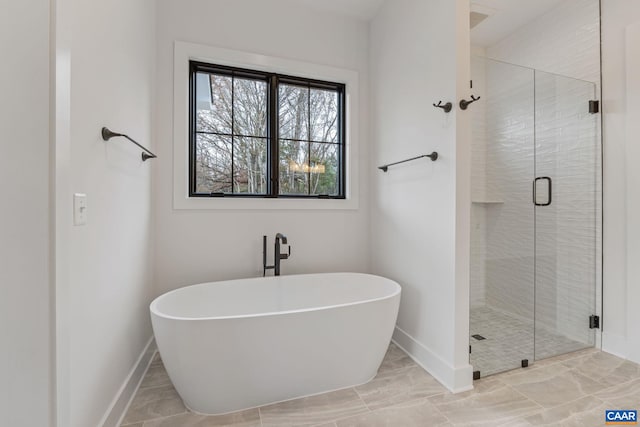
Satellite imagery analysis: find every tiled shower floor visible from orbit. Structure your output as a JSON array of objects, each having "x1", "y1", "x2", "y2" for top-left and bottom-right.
[
  {"x1": 120, "y1": 341, "x2": 640, "y2": 426},
  {"x1": 470, "y1": 305, "x2": 590, "y2": 377}
]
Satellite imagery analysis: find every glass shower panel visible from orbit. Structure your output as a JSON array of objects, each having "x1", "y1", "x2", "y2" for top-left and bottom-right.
[
  {"x1": 469, "y1": 57, "x2": 535, "y2": 377},
  {"x1": 533, "y1": 71, "x2": 598, "y2": 360}
]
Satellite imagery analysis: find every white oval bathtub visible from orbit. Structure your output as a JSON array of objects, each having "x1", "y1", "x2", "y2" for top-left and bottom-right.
[{"x1": 150, "y1": 272, "x2": 401, "y2": 415}]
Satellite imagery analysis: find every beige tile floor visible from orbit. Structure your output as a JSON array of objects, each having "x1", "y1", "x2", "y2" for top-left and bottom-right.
[{"x1": 121, "y1": 344, "x2": 640, "y2": 426}]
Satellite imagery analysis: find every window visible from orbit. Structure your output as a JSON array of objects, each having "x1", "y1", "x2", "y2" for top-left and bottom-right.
[{"x1": 190, "y1": 61, "x2": 346, "y2": 199}]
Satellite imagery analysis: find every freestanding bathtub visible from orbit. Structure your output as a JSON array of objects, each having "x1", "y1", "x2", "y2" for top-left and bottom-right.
[{"x1": 150, "y1": 272, "x2": 401, "y2": 415}]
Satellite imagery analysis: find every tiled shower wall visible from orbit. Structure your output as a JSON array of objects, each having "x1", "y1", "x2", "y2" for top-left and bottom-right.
[
  {"x1": 486, "y1": 0, "x2": 600, "y2": 84},
  {"x1": 470, "y1": 52, "x2": 488, "y2": 308},
  {"x1": 470, "y1": 0, "x2": 601, "y2": 345},
  {"x1": 482, "y1": 60, "x2": 536, "y2": 324}
]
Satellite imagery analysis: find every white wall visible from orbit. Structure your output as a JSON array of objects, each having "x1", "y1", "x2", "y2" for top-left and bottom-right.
[
  {"x1": 0, "y1": 1, "x2": 53, "y2": 426},
  {"x1": 601, "y1": 0, "x2": 640, "y2": 363},
  {"x1": 154, "y1": 0, "x2": 370, "y2": 296},
  {"x1": 64, "y1": 0, "x2": 157, "y2": 426},
  {"x1": 369, "y1": 0, "x2": 472, "y2": 392},
  {"x1": 625, "y1": 21, "x2": 640, "y2": 364}
]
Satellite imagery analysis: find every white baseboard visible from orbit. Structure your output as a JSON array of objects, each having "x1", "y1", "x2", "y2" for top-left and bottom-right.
[
  {"x1": 100, "y1": 337, "x2": 157, "y2": 427},
  {"x1": 602, "y1": 331, "x2": 628, "y2": 360},
  {"x1": 392, "y1": 326, "x2": 473, "y2": 393}
]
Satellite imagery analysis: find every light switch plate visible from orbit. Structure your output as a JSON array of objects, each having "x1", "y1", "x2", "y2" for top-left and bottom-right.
[{"x1": 73, "y1": 193, "x2": 88, "y2": 226}]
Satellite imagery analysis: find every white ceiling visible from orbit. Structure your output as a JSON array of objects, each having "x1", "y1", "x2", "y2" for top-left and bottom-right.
[
  {"x1": 471, "y1": 0, "x2": 564, "y2": 47},
  {"x1": 298, "y1": 0, "x2": 385, "y2": 21}
]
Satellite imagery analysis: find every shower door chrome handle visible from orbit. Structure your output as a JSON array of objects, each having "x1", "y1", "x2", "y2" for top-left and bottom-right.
[{"x1": 533, "y1": 177, "x2": 552, "y2": 206}]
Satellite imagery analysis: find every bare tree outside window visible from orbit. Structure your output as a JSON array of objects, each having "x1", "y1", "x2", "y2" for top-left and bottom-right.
[
  {"x1": 190, "y1": 62, "x2": 344, "y2": 198},
  {"x1": 279, "y1": 85, "x2": 339, "y2": 195},
  {"x1": 195, "y1": 73, "x2": 268, "y2": 194}
]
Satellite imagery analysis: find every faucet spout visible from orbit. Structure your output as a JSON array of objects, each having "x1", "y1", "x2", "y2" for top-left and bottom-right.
[{"x1": 274, "y1": 233, "x2": 290, "y2": 276}]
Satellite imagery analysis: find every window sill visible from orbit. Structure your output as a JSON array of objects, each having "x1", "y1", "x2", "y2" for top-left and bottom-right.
[{"x1": 174, "y1": 195, "x2": 359, "y2": 210}]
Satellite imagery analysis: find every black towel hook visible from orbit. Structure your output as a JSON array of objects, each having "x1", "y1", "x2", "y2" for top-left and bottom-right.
[
  {"x1": 459, "y1": 95, "x2": 481, "y2": 110},
  {"x1": 433, "y1": 100, "x2": 453, "y2": 113}
]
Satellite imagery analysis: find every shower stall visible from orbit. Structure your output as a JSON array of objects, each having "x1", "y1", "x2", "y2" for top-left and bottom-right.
[{"x1": 469, "y1": 57, "x2": 601, "y2": 378}]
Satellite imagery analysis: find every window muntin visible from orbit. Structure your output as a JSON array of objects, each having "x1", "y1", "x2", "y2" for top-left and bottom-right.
[{"x1": 190, "y1": 61, "x2": 345, "y2": 198}]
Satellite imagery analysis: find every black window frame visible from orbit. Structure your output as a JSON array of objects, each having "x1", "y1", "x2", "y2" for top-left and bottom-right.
[{"x1": 189, "y1": 60, "x2": 346, "y2": 199}]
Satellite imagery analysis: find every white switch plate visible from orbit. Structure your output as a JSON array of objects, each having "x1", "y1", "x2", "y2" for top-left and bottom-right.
[{"x1": 73, "y1": 193, "x2": 88, "y2": 226}]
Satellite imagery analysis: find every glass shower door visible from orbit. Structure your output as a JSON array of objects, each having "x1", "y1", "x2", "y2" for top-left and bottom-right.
[
  {"x1": 533, "y1": 71, "x2": 598, "y2": 360},
  {"x1": 469, "y1": 57, "x2": 535, "y2": 377}
]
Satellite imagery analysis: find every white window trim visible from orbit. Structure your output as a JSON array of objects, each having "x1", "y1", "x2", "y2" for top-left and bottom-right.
[{"x1": 173, "y1": 41, "x2": 360, "y2": 210}]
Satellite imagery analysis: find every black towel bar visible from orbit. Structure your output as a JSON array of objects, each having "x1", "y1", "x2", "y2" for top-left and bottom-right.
[
  {"x1": 101, "y1": 127, "x2": 157, "y2": 161},
  {"x1": 378, "y1": 152, "x2": 438, "y2": 172}
]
